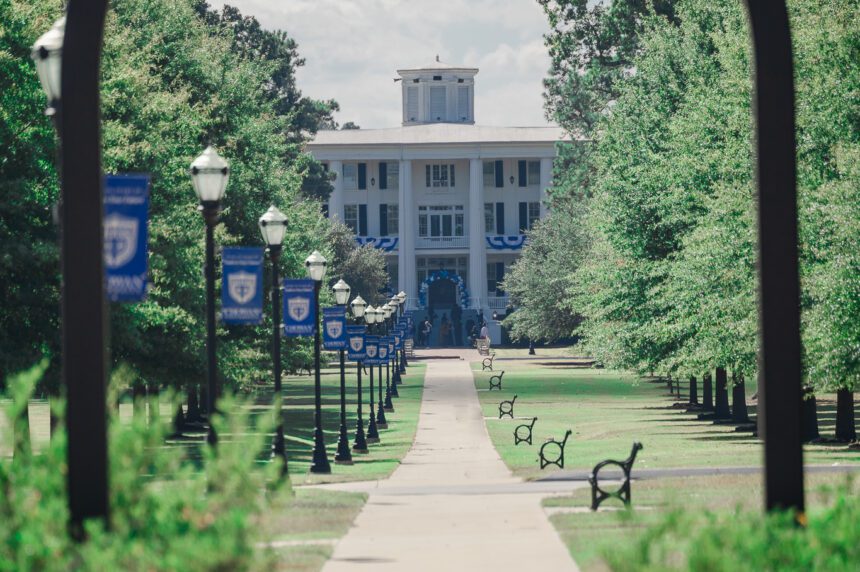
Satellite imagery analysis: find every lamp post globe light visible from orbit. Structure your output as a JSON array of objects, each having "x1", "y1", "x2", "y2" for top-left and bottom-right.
[
  {"x1": 306, "y1": 251, "x2": 332, "y2": 474},
  {"x1": 259, "y1": 206, "x2": 288, "y2": 477},
  {"x1": 364, "y1": 305, "x2": 380, "y2": 443},
  {"x1": 31, "y1": 17, "x2": 64, "y2": 116},
  {"x1": 350, "y1": 295, "x2": 369, "y2": 453},
  {"x1": 333, "y1": 280, "x2": 353, "y2": 465},
  {"x1": 374, "y1": 305, "x2": 390, "y2": 429},
  {"x1": 382, "y1": 303, "x2": 395, "y2": 412},
  {"x1": 190, "y1": 146, "x2": 229, "y2": 446}
]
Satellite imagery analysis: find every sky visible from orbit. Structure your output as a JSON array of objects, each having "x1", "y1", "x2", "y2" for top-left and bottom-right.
[{"x1": 210, "y1": 0, "x2": 554, "y2": 129}]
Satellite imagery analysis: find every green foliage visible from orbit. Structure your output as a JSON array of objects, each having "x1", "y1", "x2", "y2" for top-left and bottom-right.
[
  {"x1": 326, "y1": 221, "x2": 390, "y2": 305},
  {"x1": 0, "y1": 363, "x2": 286, "y2": 571},
  {"x1": 606, "y1": 483, "x2": 860, "y2": 572}
]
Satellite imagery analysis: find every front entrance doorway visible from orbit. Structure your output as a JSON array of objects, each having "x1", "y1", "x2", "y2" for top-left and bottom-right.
[{"x1": 428, "y1": 278, "x2": 457, "y2": 309}]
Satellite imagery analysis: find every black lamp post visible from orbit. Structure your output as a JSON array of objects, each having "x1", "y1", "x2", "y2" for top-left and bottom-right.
[
  {"x1": 397, "y1": 290, "x2": 408, "y2": 371},
  {"x1": 389, "y1": 295, "x2": 402, "y2": 388},
  {"x1": 374, "y1": 305, "x2": 389, "y2": 428},
  {"x1": 382, "y1": 303, "x2": 395, "y2": 412},
  {"x1": 190, "y1": 146, "x2": 230, "y2": 447},
  {"x1": 259, "y1": 206, "x2": 288, "y2": 477},
  {"x1": 350, "y1": 295, "x2": 369, "y2": 453},
  {"x1": 306, "y1": 251, "x2": 332, "y2": 474},
  {"x1": 333, "y1": 279, "x2": 353, "y2": 465},
  {"x1": 32, "y1": 7, "x2": 111, "y2": 534},
  {"x1": 364, "y1": 305, "x2": 381, "y2": 443}
]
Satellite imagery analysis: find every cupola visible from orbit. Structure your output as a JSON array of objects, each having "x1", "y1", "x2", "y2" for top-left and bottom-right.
[{"x1": 397, "y1": 56, "x2": 478, "y2": 126}]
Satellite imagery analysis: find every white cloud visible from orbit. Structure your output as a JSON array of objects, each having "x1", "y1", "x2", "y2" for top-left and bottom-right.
[{"x1": 211, "y1": 0, "x2": 553, "y2": 128}]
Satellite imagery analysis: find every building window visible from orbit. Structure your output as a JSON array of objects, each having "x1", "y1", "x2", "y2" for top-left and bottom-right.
[
  {"x1": 379, "y1": 161, "x2": 399, "y2": 190},
  {"x1": 457, "y1": 86, "x2": 471, "y2": 122},
  {"x1": 487, "y1": 262, "x2": 505, "y2": 295},
  {"x1": 406, "y1": 86, "x2": 419, "y2": 121},
  {"x1": 429, "y1": 86, "x2": 446, "y2": 121},
  {"x1": 417, "y1": 257, "x2": 468, "y2": 285},
  {"x1": 343, "y1": 164, "x2": 357, "y2": 190},
  {"x1": 425, "y1": 164, "x2": 456, "y2": 188},
  {"x1": 483, "y1": 160, "x2": 504, "y2": 188},
  {"x1": 418, "y1": 205, "x2": 465, "y2": 237},
  {"x1": 379, "y1": 203, "x2": 398, "y2": 236},
  {"x1": 484, "y1": 203, "x2": 495, "y2": 233},
  {"x1": 344, "y1": 204, "x2": 358, "y2": 233},
  {"x1": 517, "y1": 160, "x2": 541, "y2": 187},
  {"x1": 518, "y1": 201, "x2": 541, "y2": 233},
  {"x1": 528, "y1": 160, "x2": 541, "y2": 185}
]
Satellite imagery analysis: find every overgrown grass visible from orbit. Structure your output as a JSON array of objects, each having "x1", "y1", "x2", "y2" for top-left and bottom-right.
[{"x1": 472, "y1": 359, "x2": 859, "y2": 479}]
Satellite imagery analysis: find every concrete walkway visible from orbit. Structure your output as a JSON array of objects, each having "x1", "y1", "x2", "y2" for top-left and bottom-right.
[{"x1": 320, "y1": 355, "x2": 579, "y2": 572}]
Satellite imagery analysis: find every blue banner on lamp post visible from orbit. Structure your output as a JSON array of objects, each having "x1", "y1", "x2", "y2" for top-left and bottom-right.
[
  {"x1": 283, "y1": 279, "x2": 316, "y2": 337},
  {"x1": 364, "y1": 335, "x2": 379, "y2": 366},
  {"x1": 346, "y1": 325, "x2": 366, "y2": 361},
  {"x1": 322, "y1": 307, "x2": 347, "y2": 350},
  {"x1": 104, "y1": 174, "x2": 149, "y2": 302},
  {"x1": 221, "y1": 247, "x2": 264, "y2": 324}
]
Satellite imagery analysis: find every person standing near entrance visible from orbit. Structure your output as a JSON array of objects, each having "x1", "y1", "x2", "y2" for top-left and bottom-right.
[
  {"x1": 480, "y1": 322, "x2": 490, "y2": 344},
  {"x1": 422, "y1": 318, "x2": 433, "y2": 349},
  {"x1": 439, "y1": 315, "x2": 452, "y2": 347}
]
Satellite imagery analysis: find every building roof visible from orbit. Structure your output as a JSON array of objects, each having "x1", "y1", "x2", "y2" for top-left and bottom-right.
[
  {"x1": 308, "y1": 123, "x2": 567, "y2": 147},
  {"x1": 397, "y1": 56, "x2": 479, "y2": 75}
]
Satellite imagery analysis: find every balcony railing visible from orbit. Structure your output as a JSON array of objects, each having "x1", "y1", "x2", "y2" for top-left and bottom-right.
[
  {"x1": 415, "y1": 235, "x2": 469, "y2": 249},
  {"x1": 487, "y1": 295, "x2": 509, "y2": 310}
]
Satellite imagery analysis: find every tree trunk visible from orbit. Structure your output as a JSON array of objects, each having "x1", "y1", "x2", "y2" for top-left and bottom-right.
[
  {"x1": 132, "y1": 382, "x2": 146, "y2": 422},
  {"x1": 714, "y1": 367, "x2": 731, "y2": 419},
  {"x1": 49, "y1": 396, "x2": 60, "y2": 438},
  {"x1": 702, "y1": 372, "x2": 714, "y2": 410},
  {"x1": 835, "y1": 388, "x2": 856, "y2": 442},
  {"x1": 801, "y1": 386, "x2": 820, "y2": 442},
  {"x1": 171, "y1": 402, "x2": 185, "y2": 436},
  {"x1": 731, "y1": 373, "x2": 749, "y2": 423},
  {"x1": 148, "y1": 382, "x2": 160, "y2": 426},
  {"x1": 689, "y1": 376, "x2": 699, "y2": 405},
  {"x1": 14, "y1": 400, "x2": 32, "y2": 460},
  {"x1": 199, "y1": 384, "x2": 209, "y2": 415}
]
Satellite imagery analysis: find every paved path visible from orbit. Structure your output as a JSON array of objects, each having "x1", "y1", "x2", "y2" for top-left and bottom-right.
[{"x1": 320, "y1": 356, "x2": 579, "y2": 572}]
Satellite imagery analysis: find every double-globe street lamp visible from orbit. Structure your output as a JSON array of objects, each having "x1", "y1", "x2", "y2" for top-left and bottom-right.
[
  {"x1": 350, "y1": 295, "x2": 369, "y2": 452},
  {"x1": 190, "y1": 146, "x2": 230, "y2": 446},
  {"x1": 306, "y1": 251, "x2": 332, "y2": 474},
  {"x1": 369, "y1": 305, "x2": 388, "y2": 429},
  {"x1": 332, "y1": 279, "x2": 353, "y2": 465},
  {"x1": 364, "y1": 305, "x2": 382, "y2": 442},
  {"x1": 259, "y1": 206, "x2": 288, "y2": 477}
]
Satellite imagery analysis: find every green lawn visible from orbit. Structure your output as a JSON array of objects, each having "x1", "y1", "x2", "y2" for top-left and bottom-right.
[{"x1": 472, "y1": 359, "x2": 859, "y2": 480}]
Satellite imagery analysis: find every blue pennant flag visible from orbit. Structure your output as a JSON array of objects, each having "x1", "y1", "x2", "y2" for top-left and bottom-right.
[
  {"x1": 104, "y1": 174, "x2": 150, "y2": 302},
  {"x1": 221, "y1": 247, "x2": 264, "y2": 325},
  {"x1": 364, "y1": 335, "x2": 380, "y2": 366},
  {"x1": 323, "y1": 307, "x2": 347, "y2": 350},
  {"x1": 283, "y1": 279, "x2": 316, "y2": 337},
  {"x1": 346, "y1": 325, "x2": 366, "y2": 361}
]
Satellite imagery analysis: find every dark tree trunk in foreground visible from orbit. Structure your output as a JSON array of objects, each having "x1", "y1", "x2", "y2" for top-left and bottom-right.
[
  {"x1": 171, "y1": 403, "x2": 186, "y2": 436},
  {"x1": 732, "y1": 374, "x2": 750, "y2": 423},
  {"x1": 702, "y1": 372, "x2": 714, "y2": 410},
  {"x1": 132, "y1": 382, "x2": 147, "y2": 422},
  {"x1": 714, "y1": 367, "x2": 731, "y2": 419},
  {"x1": 186, "y1": 384, "x2": 202, "y2": 423},
  {"x1": 199, "y1": 384, "x2": 209, "y2": 415},
  {"x1": 148, "y1": 382, "x2": 160, "y2": 426},
  {"x1": 689, "y1": 376, "x2": 699, "y2": 405},
  {"x1": 835, "y1": 388, "x2": 856, "y2": 442},
  {"x1": 801, "y1": 386, "x2": 820, "y2": 442}
]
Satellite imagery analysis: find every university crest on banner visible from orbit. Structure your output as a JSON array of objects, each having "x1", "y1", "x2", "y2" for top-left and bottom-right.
[
  {"x1": 103, "y1": 213, "x2": 139, "y2": 269},
  {"x1": 288, "y1": 297, "x2": 310, "y2": 322},
  {"x1": 327, "y1": 321, "x2": 343, "y2": 339},
  {"x1": 350, "y1": 336, "x2": 364, "y2": 352},
  {"x1": 346, "y1": 325, "x2": 367, "y2": 361},
  {"x1": 228, "y1": 271, "x2": 257, "y2": 304},
  {"x1": 282, "y1": 279, "x2": 316, "y2": 337},
  {"x1": 323, "y1": 307, "x2": 347, "y2": 350}
]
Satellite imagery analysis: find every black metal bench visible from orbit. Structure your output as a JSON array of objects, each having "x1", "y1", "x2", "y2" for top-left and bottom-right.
[
  {"x1": 488, "y1": 371, "x2": 505, "y2": 391},
  {"x1": 498, "y1": 395, "x2": 518, "y2": 419},
  {"x1": 482, "y1": 352, "x2": 496, "y2": 371},
  {"x1": 514, "y1": 417, "x2": 537, "y2": 446},
  {"x1": 539, "y1": 429, "x2": 572, "y2": 469},
  {"x1": 588, "y1": 442, "x2": 643, "y2": 511}
]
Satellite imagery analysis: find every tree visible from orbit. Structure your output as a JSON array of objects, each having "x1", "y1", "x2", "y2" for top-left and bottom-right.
[{"x1": 326, "y1": 221, "x2": 389, "y2": 305}]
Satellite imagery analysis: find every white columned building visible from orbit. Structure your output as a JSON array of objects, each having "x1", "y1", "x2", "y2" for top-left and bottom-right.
[{"x1": 307, "y1": 57, "x2": 564, "y2": 345}]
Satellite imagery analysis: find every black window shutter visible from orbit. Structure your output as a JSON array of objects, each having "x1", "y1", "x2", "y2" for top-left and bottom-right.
[
  {"x1": 496, "y1": 263, "x2": 505, "y2": 294},
  {"x1": 359, "y1": 204, "x2": 368, "y2": 236},
  {"x1": 495, "y1": 160, "x2": 504, "y2": 188},
  {"x1": 379, "y1": 162, "x2": 387, "y2": 190},
  {"x1": 426, "y1": 165, "x2": 431, "y2": 187},
  {"x1": 518, "y1": 160, "x2": 527, "y2": 187},
  {"x1": 496, "y1": 202, "x2": 505, "y2": 235},
  {"x1": 358, "y1": 163, "x2": 367, "y2": 190},
  {"x1": 379, "y1": 204, "x2": 388, "y2": 236},
  {"x1": 519, "y1": 202, "x2": 527, "y2": 233}
]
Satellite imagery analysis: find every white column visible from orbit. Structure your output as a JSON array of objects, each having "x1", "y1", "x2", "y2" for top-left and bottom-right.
[
  {"x1": 468, "y1": 159, "x2": 487, "y2": 311},
  {"x1": 329, "y1": 160, "x2": 344, "y2": 221},
  {"x1": 539, "y1": 157, "x2": 553, "y2": 217},
  {"x1": 398, "y1": 160, "x2": 416, "y2": 308}
]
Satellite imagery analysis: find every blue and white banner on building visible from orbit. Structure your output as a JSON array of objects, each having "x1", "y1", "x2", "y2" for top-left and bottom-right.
[
  {"x1": 322, "y1": 307, "x2": 347, "y2": 350},
  {"x1": 283, "y1": 279, "x2": 316, "y2": 337},
  {"x1": 221, "y1": 247, "x2": 264, "y2": 324},
  {"x1": 104, "y1": 174, "x2": 150, "y2": 302},
  {"x1": 346, "y1": 325, "x2": 366, "y2": 361},
  {"x1": 364, "y1": 335, "x2": 379, "y2": 366}
]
